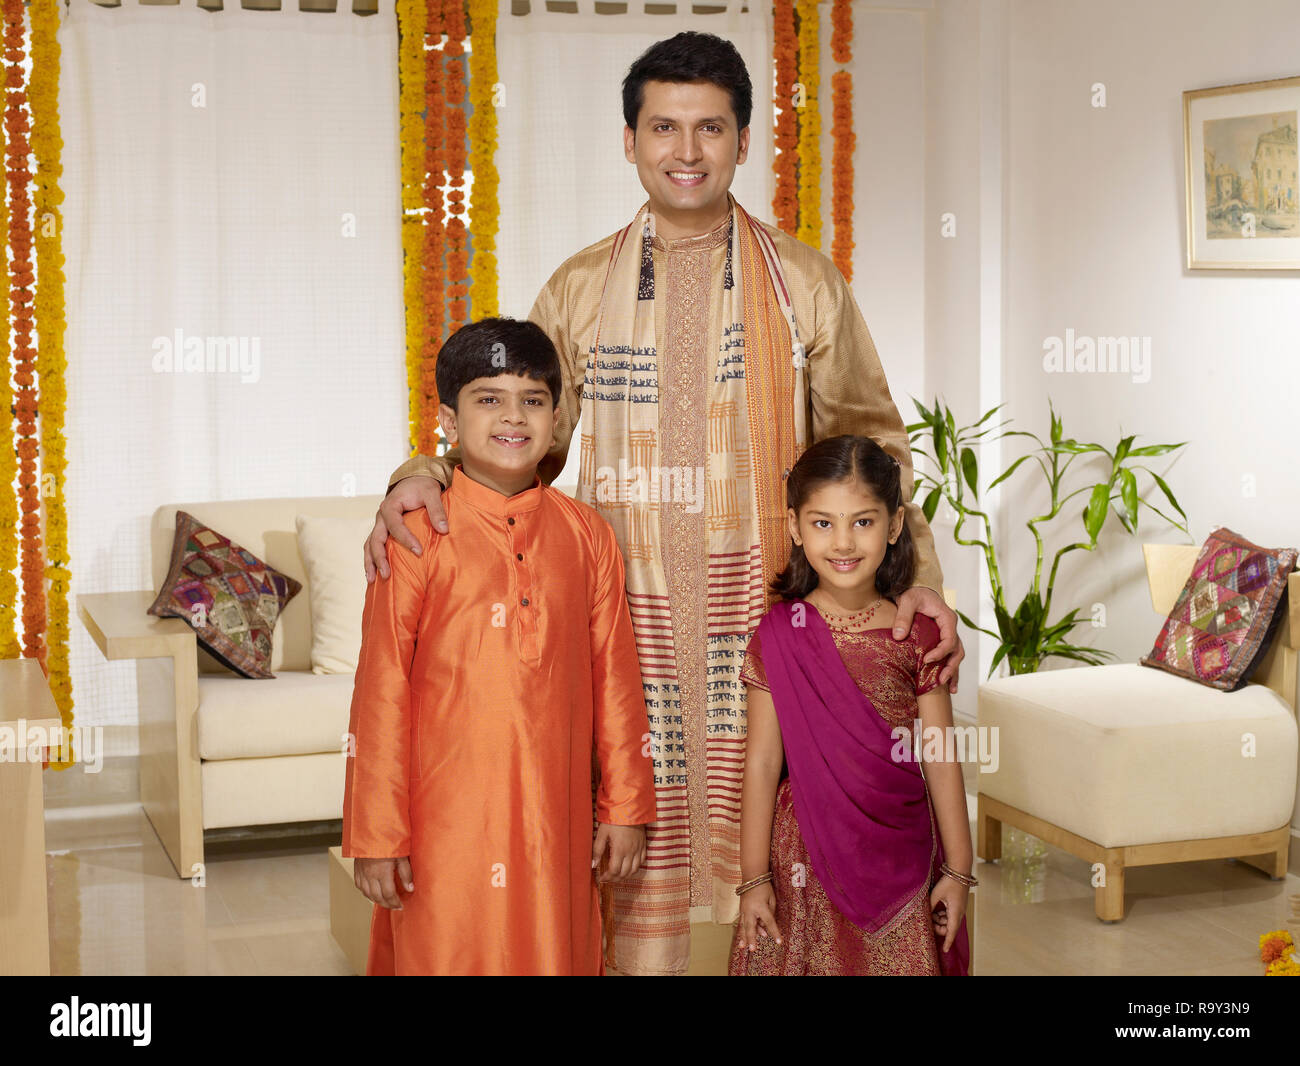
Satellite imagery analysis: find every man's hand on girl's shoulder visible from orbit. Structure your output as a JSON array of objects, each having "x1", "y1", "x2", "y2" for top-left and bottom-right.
[{"x1": 891, "y1": 585, "x2": 964, "y2": 695}]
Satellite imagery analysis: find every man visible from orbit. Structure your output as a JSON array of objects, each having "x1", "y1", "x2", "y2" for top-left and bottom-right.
[{"x1": 364, "y1": 31, "x2": 966, "y2": 975}]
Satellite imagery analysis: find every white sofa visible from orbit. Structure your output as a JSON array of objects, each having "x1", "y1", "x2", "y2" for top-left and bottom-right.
[{"x1": 78, "y1": 494, "x2": 384, "y2": 879}]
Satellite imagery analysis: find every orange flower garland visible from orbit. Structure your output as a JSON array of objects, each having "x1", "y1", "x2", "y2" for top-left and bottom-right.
[
  {"x1": 443, "y1": 1, "x2": 469, "y2": 335},
  {"x1": 829, "y1": 0, "x2": 854, "y2": 281},
  {"x1": 30, "y1": 0, "x2": 72, "y2": 758},
  {"x1": 419, "y1": 0, "x2": 446, "y2": 457},
  {"x1": 5, "y1": 0, "x2": 46, "y2": 668},
  {"x1": 772, "y1": 0, "x2": 798, "y2": 235}
]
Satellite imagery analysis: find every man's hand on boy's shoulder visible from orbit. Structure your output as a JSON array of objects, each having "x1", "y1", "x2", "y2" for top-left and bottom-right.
[
  {"x1": 366, "y1": 475, "x2": 447, "y2": 582},
  {"x1": 354, "y1": 855, "x2": 415, "y2": 910},
  {"x1": 591, "y1": 823, "x2": 648, "y2": 882}
]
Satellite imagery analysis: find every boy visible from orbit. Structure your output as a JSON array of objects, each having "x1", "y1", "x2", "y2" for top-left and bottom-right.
[{"x1": 341, "y1": 317, "x2": 656, "y2": 975}]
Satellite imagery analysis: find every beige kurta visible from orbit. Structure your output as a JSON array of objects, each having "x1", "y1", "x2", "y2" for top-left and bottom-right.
[{"x1": 386, "y1": 212, "x2": 946, "y2": 972}]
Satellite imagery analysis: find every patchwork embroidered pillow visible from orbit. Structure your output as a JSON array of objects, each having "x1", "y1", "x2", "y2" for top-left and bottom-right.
[
  {"x1": 148, "y1": 510, "x2": 302, "y2": 679},
  {"x1": 1140, "y1": 527, "x2": 1296, "y2": 692}
]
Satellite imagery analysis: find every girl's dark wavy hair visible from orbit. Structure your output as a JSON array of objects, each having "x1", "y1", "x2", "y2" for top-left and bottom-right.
[{"x1": 770, "y1": 434, "x2": 916, "y2": 602}]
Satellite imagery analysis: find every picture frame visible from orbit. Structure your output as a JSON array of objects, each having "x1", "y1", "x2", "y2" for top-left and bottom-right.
[{"x1": 1183, "y1": 74, "x2": 1300, "y2": 269}]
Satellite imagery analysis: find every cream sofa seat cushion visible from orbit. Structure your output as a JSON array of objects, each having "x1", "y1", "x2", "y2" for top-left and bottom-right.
[
  {"x1": 295, "y1": 513, "x2": 374, "y2": 674},
  {"x1": 197, "y1": 671, "x2": 354, "y2": 760},
  {"x1": 978, "y1": 662, "x2": 1297, "y2": 849}
]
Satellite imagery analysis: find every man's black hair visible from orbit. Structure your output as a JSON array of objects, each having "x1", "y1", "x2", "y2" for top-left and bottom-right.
[
  {"x1": 435, "y1": 316, "x2": 562, "y2": 413},
  {"x1": 622, "y1": 31, "x2": 753, "y2": 133}
]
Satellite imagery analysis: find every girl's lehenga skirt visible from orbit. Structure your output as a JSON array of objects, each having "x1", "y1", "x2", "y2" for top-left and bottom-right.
[{"x1": 727, "y1": 778, "x2": 943, "y2": 975}]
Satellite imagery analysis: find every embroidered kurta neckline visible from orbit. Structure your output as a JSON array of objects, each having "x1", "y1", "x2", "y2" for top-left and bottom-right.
[
  {"x1": 650, "y1": 210, "x2": 732, "y2": 253},
  {"x1": 449, "y1": 463, "x2": 543, "y2": 515}
]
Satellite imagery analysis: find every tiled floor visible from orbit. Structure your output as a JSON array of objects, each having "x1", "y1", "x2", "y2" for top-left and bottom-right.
[{"x1": 41, "y1": 753, "x2": 1299, "y2": 975}]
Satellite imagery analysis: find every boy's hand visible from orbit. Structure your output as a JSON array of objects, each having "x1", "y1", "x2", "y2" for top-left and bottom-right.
[
  {"x1": 365, "y1": 475, "x2": 446, "y2": 582},
  {"x1": 591, "y1": 823, "x2": 646, "y2": 882},
  {"x1": 354, "y1": 856, "x2": 415, "y2": 910}
]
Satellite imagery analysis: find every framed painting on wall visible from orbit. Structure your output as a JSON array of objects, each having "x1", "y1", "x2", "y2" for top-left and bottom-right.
[{"x1": 1184, "y1": 74, "x2": 1300, "y2": 269}]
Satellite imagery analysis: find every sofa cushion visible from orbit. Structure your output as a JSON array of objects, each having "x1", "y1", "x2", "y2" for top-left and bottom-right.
[
  {"x1": 1140, "y1": 527, "x2": 1297, "y2": 691},
  {"x1": 151, "y1": 495, "x2": 385, "y2": 675},
  {"x1": 149, "y1": 510, "x2": 302, "y2": 679},
  {"x1": 295, "y1": 513, "x2": 373, "y2": 674},
  {"x1": 197, "y1": 670, "x2": 356, "y2": 760},
  {"x1": 978, "y1": 662, "x2": 1297, "y2": 848}
]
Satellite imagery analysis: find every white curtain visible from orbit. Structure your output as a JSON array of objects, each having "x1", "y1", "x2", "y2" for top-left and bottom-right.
[
  {"x1": 494, "y1": 0, "x2": 775, "y2": 485},
  {"x1": 60, "y1": 1, "x2": 404, "y2": 748}
]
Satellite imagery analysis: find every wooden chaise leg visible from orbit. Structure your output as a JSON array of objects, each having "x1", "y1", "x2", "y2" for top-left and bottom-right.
[
  {"x1": 1095, "y1": 860, "x2": 1125, "y2": 922},
  {"x1": 976, "y1": 794, "x2": 1002, "y2": 862}
]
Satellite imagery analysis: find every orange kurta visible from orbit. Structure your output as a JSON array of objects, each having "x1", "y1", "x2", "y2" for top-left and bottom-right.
[{"x1": 341, "y1": 464, "x2": 657, "y2": 975}]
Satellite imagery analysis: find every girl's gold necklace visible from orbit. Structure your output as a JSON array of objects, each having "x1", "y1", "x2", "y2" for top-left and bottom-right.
[{"x1": 808, "y1": 594, "x2": 885, "y2": 631}]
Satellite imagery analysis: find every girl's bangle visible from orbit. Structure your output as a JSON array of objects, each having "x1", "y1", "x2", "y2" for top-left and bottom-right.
[
  {"x1": 940, "y1": 862, "x2": 978, "y2": 887},
  {"x1": 735, "y1": 871, "x2": 773, "y2": 896}
]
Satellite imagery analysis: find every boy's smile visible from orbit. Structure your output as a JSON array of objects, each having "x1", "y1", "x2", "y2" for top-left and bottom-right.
[
  {"x1": 438, "y1": 373, "x2": 559, "y2": 497},
  {"x1": 624, "y1": 79, "x2": 749, "y2": 241}
]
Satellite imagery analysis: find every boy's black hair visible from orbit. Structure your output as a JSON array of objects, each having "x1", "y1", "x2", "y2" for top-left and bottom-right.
[
  {"x1": 435, "y1": 316, "x2": 562, "y2": 413},
  {"x1": 770, "y1": 435, "x2": 917, "y2": 602},
  {"x1": 622, "y1": 31, "x2": 753, "y2": 134}
]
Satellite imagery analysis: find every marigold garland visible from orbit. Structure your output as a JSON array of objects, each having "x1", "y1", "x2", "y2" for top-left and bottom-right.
[
  {"x1": 30, "y1": 0, "x2": 71, "y2": 763},
  {"x1": 418, "y1": 0, "x2": 446, "y2": 457},
  {"x1": 0, "y1": 5, "x2": 15, "y2": 662},
  {"x1": 771, "y1": 0, "x2": 798, "y2": 236},
  {"x1": 1260, "y1": 929, "x2": 1296, "y2": 973},
  {"x1": 397, "y1": 3, "x2": 506, "y2": 456},
  {"x1": 466, "y1": 0, "x2": 498, "y2": 320},
  {"x1": 829, "y1": 0, "x2": 854, "y2": 281},
  {"x1": 794, "y1": 0, "x2": 821, "y2": 249},
  {"x1": 443, "y1": 1, "x2": 469, "y2": 335},
  {"x1": 398, "y1": 0, "x2": 428, "y2": 455},
  {"x1": 830, "y1": 0, "x2": 851, "y2": 63},
  {"x1": 5, "y1": 0, "x2": 46, "y2": 673}
]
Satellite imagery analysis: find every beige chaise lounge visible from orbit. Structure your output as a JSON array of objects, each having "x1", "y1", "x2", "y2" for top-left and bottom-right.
[{"x1": 977, "y1": 543, "x2": 1299, "y2": 921}]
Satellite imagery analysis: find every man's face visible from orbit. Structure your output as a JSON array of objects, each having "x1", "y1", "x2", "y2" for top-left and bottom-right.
[{"x1": 623, "y1": 79, "x2": 749, "y2": 221}]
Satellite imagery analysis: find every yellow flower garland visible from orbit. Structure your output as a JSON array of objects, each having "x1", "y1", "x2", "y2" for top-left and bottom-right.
[
  {"x1": 398, "y1": 0, "x2": 428, "y2": 456},
  {"x1": 794, "y1": 0, "x2": 821, "y2": 250},
  {"x1": 419, "y1": 0, "x2": 447, "y2": 458},
  {"x1": 0, "y1": 9, "x2": 15, "y2": 662},
  {"x1": 466, "y1": 0, "x2": 498, "y2": 319},
  {"x1": 31, "y1": 0, "x2": 73, "y2": 765}
]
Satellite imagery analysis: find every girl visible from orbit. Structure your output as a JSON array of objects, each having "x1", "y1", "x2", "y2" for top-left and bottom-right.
[{"x1": 728, "y1": 434, "x2": 973, "y2": 976}]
